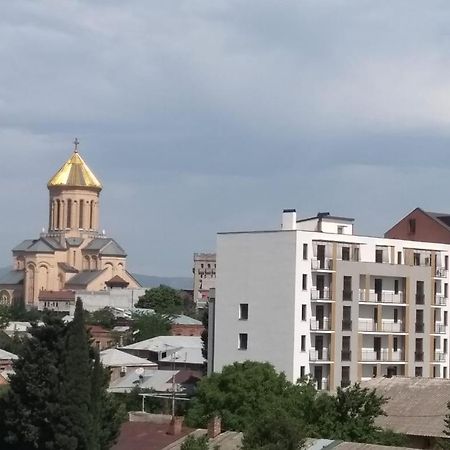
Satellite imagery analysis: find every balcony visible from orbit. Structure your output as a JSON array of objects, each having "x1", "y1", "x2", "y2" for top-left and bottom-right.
[
  {"x1": 415, "y1": 322, "x2": 424, "y2": 333},
  {"x1": 309, "y1": 348, "x2": 330, "y2": 361},
  {"x1": 315, "y1": 378, "x2": 329, "y2": 391},
  {"x1": 434, "y1": 295, "x2": 447, "y2": 306},
  {"x1": 434, "y1": 323, "x2": 446, "y2": 334},
  {"x1": 342, "y1": 320, "x2": 352, "y2": 331},
  {"x1": 311, "y1": 258, "x2": 333, "y2": 271},
  {"x1": 343, "y1": 290, "x2": 353, "y2": 301},
  {"x1": 434, "y1": 352, "x2": 446, "y2": 362},
  {"x1": 311, "y1": 289, "x2": 333, "y2": 301},
  {"x1": 415, "y1": 351, "x2": 424, "y2": 362},
  {"x1": 358, "y1": 321, "x2": 405, "y2": 333},
  {"x1": 361, "y1": 350, "x2": 389, "y2": 362},
  {"x1": 359, "y1": 290, "x2": 405, "y2": 304},
  {"x1": 310, "y1": 318, "x2": 332, "y2": 331},
  {"x1": 341, "y1": 349, "x2": 351, "y2": 361},
  {"x1": 416, "y1": 293, "x2": 425, "y2": 305},
  {"x1": 435, "y1": 267, "x2": 448, "y2": 278}
]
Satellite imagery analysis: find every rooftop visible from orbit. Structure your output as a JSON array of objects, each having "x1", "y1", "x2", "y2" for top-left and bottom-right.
[{"x1": 100, "y1": 348, "x2": 157, "y2": 368}]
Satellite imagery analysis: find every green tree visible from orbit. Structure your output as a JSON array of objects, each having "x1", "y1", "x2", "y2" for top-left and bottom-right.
[
  {"x1": 86, "y1": 307, "x2": 116, "y2": 329},
  {"x1": 0, "y1": 304, "x2": 10, "y2": 329},
  {"x1": 186, "y1": 361, "x2": 291, "y2": 430},
  {"x1": 200, "y1": 309, "x2": 208, "y2": 362},
  {"x1": 180, "y1": 435, "x2": 209, "y2": 450},
  {"x1": 136, "y1": 285, "x2": 184, "y2": 315},
  {"x1": 132, "y1": 312, "x2": 172, "y2": 342},
  {"x1": 243, "y1": 407, "x2": 305, "y2": 450}
]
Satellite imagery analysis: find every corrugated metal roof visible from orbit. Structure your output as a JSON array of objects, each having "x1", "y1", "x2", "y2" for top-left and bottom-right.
[{"x1": 362, "y1": 376, "x2": 450, "y2": 438}]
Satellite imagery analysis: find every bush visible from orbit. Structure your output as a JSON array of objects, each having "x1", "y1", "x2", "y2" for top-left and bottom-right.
[{"x1": 180, "y1": 434, "x2": 209, "y2": 450}]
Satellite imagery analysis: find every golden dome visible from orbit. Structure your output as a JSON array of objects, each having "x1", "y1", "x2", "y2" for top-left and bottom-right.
[{"x1": 48, "y1": 149, "x2": 102, "y2": 190}]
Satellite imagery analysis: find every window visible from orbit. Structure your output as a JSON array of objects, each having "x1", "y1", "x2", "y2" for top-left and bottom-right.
[
  {"x1": 201, "y1": 263, "x2": 204, "y2": 268},
  {"x1": 433, "y1": 366, "x2": 438, "y2": 378},
  {"x1": 343, "y1": 276, "x2": 352, "y2": 300},
  {"x1": 375, "y1": 249, "x2": 383, "y2": 263},
  {"x1": 414, "y1": 252, "x2": 420, "y2": 266},
  {"x1": 207, "y1": 264, "x2": 211, "y2": 268},
  {"x1": 445, "y1": 283, "x2": 448, "y2": 299},
  {"x1": 353, "y1": 246, "x2": 360, "y2": 262},
  {"x1": 301, "y1": 305, "x2": 306, "y2": 321},
  {"x1": 302, "y1": 274, "x2": 307, "y2": 290},
  {"x1": 397, "y1": 251, "x2": 402, "y2": 264},
  {"x1": 300, "y1": 366, "x2": 306, "y2": 378},
  {"x1": 409, "y1": 218, "x2": 416, "y2": 234},
  {"x1": 303, "y1": 243, "x2": 308, "y2": 260},
  {"x1": 393, "y1": 337, "x2": 398, "y2": 352},
  {"x1": 415, "y1": 367, "x2": 423, "y2": 377},
  {"x1": 445, "y1": 339, "x2": 448, "y2": 354},
  {"x1": 445, "y1": 367, "x2": 448, "y2": 379},
  {"x1": 372, "y1": 366, "x2": 377, "y2": 377},
  {"x1": 445, "y1": 311, "x2": 448, "y2": 327},
  {"x1": 342, "y1": 246, "x2": 350, "y2": 261},
  {"x1": 239, "y1": 303, "x2": 249, "y2": 320},
  {"x1": 337, "y1": 226, "x2": 344, "y2": 234},
  {"x1": 394, "y1": 280, "x2": 399, "y2": 295},
  {"x1": 238, "y1": 333, "x2": 248, "y2": 350},
  {"x1": 394, "y1": 308, "x2": 398, "y2": 323},
  {"x1": 446, "y1": 256, "x2": 449, "y2": 271},
  {"x1": 301, "y1": 335, "x2": 306, "y2": 352},
  {"x1": 341, "y1": 366, "x2": 350, "y2": 386}
]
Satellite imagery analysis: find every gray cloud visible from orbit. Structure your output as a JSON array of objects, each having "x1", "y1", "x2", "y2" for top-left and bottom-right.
[{"x1": 1, "y1": 0, "x2": 450, "y2": 275}]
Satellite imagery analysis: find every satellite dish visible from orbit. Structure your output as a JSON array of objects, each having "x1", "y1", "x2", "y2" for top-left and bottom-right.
[{"x1": 135, "y1": 367, "x2": 145, "y2": 376}]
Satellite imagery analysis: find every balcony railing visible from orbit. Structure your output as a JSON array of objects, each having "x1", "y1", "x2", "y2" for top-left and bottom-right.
[
  {"x1": 358, "y1": 321, "x2": 405, "y2": 333},
  {"x1": 343, "y1": 290, "x2": 353, "y2": 301},
  {"x1": 315, "y1": 378, "x2": 329, "y2": 391},
  {"x1": 341, "y1": 350, "x2": 351, "y2": 361},
  {"x1": 309, "y1": 348, "x2": 330, "y2": 361},
  {"x1": 359, "y1": 290, "x2": 405, "y2": 304},
  {"x1": 311, "y1": 258, "x2": 333, "y2": 271},
  {"x1": 342, "y1": 320, "x2": 352, "y2": 331},
  {"x1": 311, "y1": 289, "x2": 333, "y2": 301},
  {"x1": 310, "y1": 318, "x2": 332, "y2": 331},
  {"x1": 434, "y1": 323, "x2": 446, "y2": 334},
  {"x1": 361, "y1": 350, "x2": 389, "y2": 362},
  {"x1": 435, "y1": 267, "x2": 448, "y2": 278},
  {"x1": 391, "y1": 351, "x2": 405, "y2": 362},
  {"x1": 434, "y1": 352, "x2": 446, "y2": 362},
  {"x1": 416, "y1": 293, "x2": 425, "y2": 305},
  {"x1": 434, "y1": 295, "x2": 447, "y2": 306},
  {"x1": 415, "y1": 322, "x2": 424, "y2": 333}
]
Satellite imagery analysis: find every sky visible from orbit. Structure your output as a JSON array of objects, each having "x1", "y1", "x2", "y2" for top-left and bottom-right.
[{"x1": 2, "y1": 0, "x2": 450, "y2": 276}]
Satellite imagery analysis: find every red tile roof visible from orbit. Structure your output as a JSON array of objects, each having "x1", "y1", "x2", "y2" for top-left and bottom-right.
[
  {"x1": 112, "y1": 422, "x2": 193, "y2": 450},
  {"x1": 38, "y1": 290, "x2": 75, "y2": 301}
]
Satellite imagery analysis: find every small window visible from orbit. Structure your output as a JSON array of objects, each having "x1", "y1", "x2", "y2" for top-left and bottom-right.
[
  {"x1": 375, "y1": 249, "x2": 383, "y2": 263},
  {"x1": 415, "y1": 366, "x2": 423, "y2": 377},
  {"x1": 239, "y1": 304, "x2": 249, "y2": 320},
  {"x1": 303, "y1": 244, "x2": 308, "y2": 260},
  {"x1": 300, "y1": 366, "x2": 306, "y2": 378},
  {"x1": 444, "y1": 339, "x2": 448, "y2": 354},
  {"x1": 445, "y1": 283, "x2": 449, "y2": 298},
  {"x1": 444, "y1": 367, "x2": 448, "y2": 379},
  {"x1": 301, "y1": 335, "x2": 306, "y2": 352},
  {"x1": 342, "y1": 247, "x2": 350, "y2": 261},
  {"x1": 397, "y1": 251, "x2": 402, "y2": 264},
  {"x1": 301, "y1": 305, "x2": 306, "y2": 321},
  {"x1": 409, "y1": 218, "x2": 416, "y2": 234},
  {"x1": 238, "y1": 333, "x2": 248, "y2": 350},
  {"x1": 394, "y1": 308, "x2": 398, "y2": 323},
  {"x1": 337, "y1": 226, "x2": 344, "y2": 234},
  {"x1": 445, "y1": 311, "x2": 448, "y2": 327},
  {"x1": 372, "y1": 366, "x2": 377, "y2": 377},
  {"x1": 393, "y1": 337, "x2": 398, "y2": 352},
  {"x1": 394, "y1": 280, "x2": 399, "y2": 295},
  {"x1": 446, "y1": 256, "x2": 449, "y2": 271},
  {"x1": 414, "y1": 252, "x2": 421, "y2": 266},
  {"x1": 207, "y1": 264, "x2": 211, "y2": 268},
  {"x1": 201, "y1": 263, "x2": 204, "y2": 268},
  {"x1": 302, "y1": 274, "x2": 307, "y2": 290}
]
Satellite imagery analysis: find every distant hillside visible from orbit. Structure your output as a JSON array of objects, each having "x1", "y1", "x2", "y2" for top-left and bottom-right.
[
  {"x1": 132, "y1": 274, "x2": 192, "y2": 290},
  {"x1": 0, "y1": 267, "x2": 192, "y2": 291}
]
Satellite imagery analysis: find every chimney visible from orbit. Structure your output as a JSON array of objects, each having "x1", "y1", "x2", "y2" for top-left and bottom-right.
[
  {"x1": 281, "y1": 209, "x2": 297, "y2": 230},
  {"x1": 207, "y1": 416, "x2": 222, "y2": 439}
]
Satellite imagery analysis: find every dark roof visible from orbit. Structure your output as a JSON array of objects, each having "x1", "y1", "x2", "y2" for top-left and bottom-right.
[
  {"x1": 12, "y1": 237, "x2": 64, "y2": 254},
  {"x1": 58, "y1": 262, "x2": 79, "y2": 273},
  {"x1": 296, "y1": 212, "x2": 355, "y2": 223},
  {"x1": 84, "y1": 238, "x2": 127, "y2": 257},
  {"x1": 0, "y1": 270, "x2": 24, "y2": 285},
  {"x1": 38, "y1": 290, "x2": 75, "y2": 301},
  {"x1": 362, "y1": 376, "x2": 450, "y2": 438},
  {"x1": 105, "y1": 275, "x2": 129, "y2": 287},
  {"x1": 65, "y1": 270, "x2": 105, "y2": 287},
  {"x1": 66, "y1": 237, "x2": 84, "y2": 247}
]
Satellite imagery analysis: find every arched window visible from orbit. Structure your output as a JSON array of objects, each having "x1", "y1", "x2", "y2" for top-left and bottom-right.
[
  {"x1": 79, "y1": 200, "x2": 84, "y2": 229},
  {"x1": 67, "y1": 200, "x2": 72, "y2": 228},
  {"x1": 27, "y1": 264, "x2": 35, "y2": 303},
  {"x1": 56, "y1": 200, "x2": 61, "y2": 229}
]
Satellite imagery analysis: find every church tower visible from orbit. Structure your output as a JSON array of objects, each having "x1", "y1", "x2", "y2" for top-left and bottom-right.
[{"x1": 47, "y1": 139, "x2": 102, "y2": 239}]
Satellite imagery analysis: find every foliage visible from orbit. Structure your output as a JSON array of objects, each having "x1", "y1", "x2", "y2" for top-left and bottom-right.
[
  {"x1": 116, "y1": 385, "x2": 161, "y2": 413},
  {"x1": 372, "y1": 429, "x2": 407, "y2": 447},
  {"x1": 180, "y1": 434, "x2": 209, "y2": 450},
  {"x1": 0, "y1": 385, "x2": 9, "y2": 398},
  {"x1": 86, "y1": 307, "x2": 117, "y2": 330},
  {"x1": 0, "y1": 331, "x2": 23, "y2": 356},
  {"x1": 132, "y1": 312, "x2": 172, "y2": 342},
  {"x1": 136, "y1": 285, "x2": 184, "y2": 315},
  {"x1": 243, "y1": 407, "x2": 305, "y2": 450},
  {"x1": 186, "y1": 361, "x2": 291, "y2": 430},
  {"x1": 200, "y1": 309, "x2": 208, "y2": 362},
  {"x1": 0, "y1": 299, "x2": 124, "y2": 450},
  {"x1": 0, "y1": 305, "x2": 9, "y2": 329}
]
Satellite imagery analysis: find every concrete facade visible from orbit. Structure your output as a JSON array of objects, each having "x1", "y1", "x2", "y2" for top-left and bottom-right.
[
  {"x1": 193, "y1": 253, "x2": 216, "y2": 306},
  {"x1": 212, "y1": 210, "x2": 450, "y2": 390}
]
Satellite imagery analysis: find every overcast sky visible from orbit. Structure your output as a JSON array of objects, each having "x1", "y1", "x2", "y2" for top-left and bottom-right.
[{"x1": 2, "y1": 0, "x2": 450, "y2": 276}]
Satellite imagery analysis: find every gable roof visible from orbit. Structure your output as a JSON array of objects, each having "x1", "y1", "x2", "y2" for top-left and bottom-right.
[
  {"x1": 120, "y1": 336, "x2": 202, "y2": 352},
  {"x1": 362, "y1": 376, "x2": 450, "y2": 438},
  {"x1": 84, "y1": 238, "x2": 127, "y2": 257},
  {"x1": 12, "y1": 237, "x2": 64, "y2": 254},
  {"x1": 65, "y1": 270, "x2": 106, "y2": 287}
]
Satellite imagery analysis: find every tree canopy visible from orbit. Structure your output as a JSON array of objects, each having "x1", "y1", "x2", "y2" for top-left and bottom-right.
[
  {"x1": 132, "y1": 311, "x2": 172, "y2": 342},
  {"x1": 135, "y1": 285, "x2": 184, "y2": 315}
]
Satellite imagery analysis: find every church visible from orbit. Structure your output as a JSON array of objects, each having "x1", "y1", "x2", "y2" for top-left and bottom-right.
[{"x1": 0, "y1": 142, "x2": 140, "y2": 308}]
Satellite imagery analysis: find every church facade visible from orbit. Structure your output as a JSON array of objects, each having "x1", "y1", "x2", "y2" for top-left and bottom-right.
[{"x1": 0, "y1": 143, "x2": 140, "y2": 308}]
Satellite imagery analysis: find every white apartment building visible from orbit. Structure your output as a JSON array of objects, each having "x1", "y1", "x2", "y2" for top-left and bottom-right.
[{"x1": 210, "y1": 209, "x2": 450, "y2": 390}]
